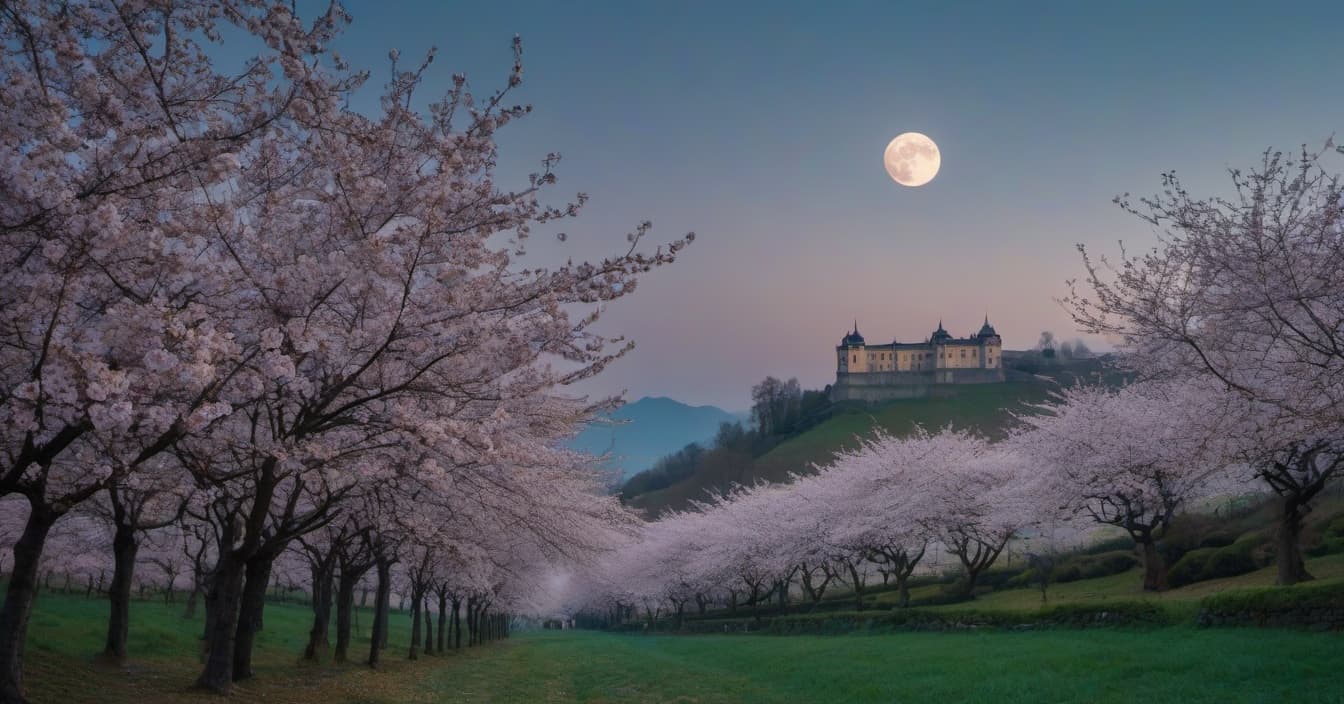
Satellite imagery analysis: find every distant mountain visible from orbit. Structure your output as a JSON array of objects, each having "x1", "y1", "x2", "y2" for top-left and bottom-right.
[{"x1": 569, "y1": 396, "x2": 745, "y2": 481}]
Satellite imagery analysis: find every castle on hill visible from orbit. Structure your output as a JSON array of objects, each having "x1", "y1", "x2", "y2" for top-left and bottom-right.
[{"x1": 830, "y1": 318, "x2": 1005, "y2": 402}]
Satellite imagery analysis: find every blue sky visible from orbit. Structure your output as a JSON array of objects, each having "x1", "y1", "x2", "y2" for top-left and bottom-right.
[{"x1": 302, "y1": 0, "x2": 1344, "y2": 409}]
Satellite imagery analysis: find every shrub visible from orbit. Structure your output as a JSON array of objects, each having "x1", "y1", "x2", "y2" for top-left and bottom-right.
[
  {"x1": 1305, "y1": 514, "x2": 1344, "y2": 556},
  {"x1": 1003, "y1": 568, "x2": 1040, "y2": 590},
  {"x1": 1169, "y1": 538, "x2": 1262, "y2": 588},
  {"x1": 674, "y1": 601, "x2": 1178, "y2": 635},
  {"x1": 1198, "y1": 581, "x2": 1344, "y2": 629},
  {"x1": 1080, "y1": 550, "x2": 1140, "y2": 579},
  {"x1": 1198, "y1": 531, "x2": 1237, "y2": 549},
  {"x1": 1053, "y1": 564, "x2": 1084, "y2": 583},
  {"x1": 1318, "y1": 513, "x2": 1344, "y2": 538},
  {"x1": 1306, "y1": 537, "x2": 1344, "y2": 557},
  {"x1": 1080, "y1": 536, "x2": 1136, "y2": 555},
  {"x1": 1167, "y1": 549, "x2": 1211, "y2": 588},
  {"x1": 1201, "y1": 546, "x2": 1256, "y2": 580},
  {"x1": 975, "y1": 567, "x2": 1029, "y2": 590},
  {"x1": 1049, "y1": 550, "x2": 1138, "y2": 584}
]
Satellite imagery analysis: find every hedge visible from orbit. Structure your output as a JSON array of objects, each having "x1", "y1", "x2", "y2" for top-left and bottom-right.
[
  {"x1": 613, "y1": 601, "x2": 1175, "y2": 635},
  {"x1": 1004, "y1": 549, "x2": 1137, "y2": 589},
  {"x1": 1197, "y1": 581, "x2": 1344, "y2": 630}
]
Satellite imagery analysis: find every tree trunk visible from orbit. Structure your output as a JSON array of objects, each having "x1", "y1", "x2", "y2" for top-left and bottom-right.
[
  {"x1": 183, "y1": 583, "x2": 200, "y2": 620},
  {"x1": 333, "y1": 572, "x2": 357, "y2": 663},
  {"x1": 103, "y1": 525, "x2": 139, "y2": 662},
  {"x1": 436, "y1": 592, "x2": 448, "y2": 653},
  {"x1": 367, "y1": 560, "x2": 391, "y2": 669},
  {"x1": 896, "y1": 574, "x2": 911, "y2": 608},
  {"x1": 303, "y1": 561, "x2": 334, "y2": 661},
  {"x1": 423, "y1": 596, "x2": 434, "y2": 654},
  {"x1": 408, "y1": 591, "x2": 422, "y2": 661},
  {"x1": 846, "y1": 562, "x2": 866, "y2": 611},
  {"x1": 0, "y1": 503, "x2": 58, "y2": 704},
  {"x1": 1276, "y1": 495, "x2": 1314, "y2": 586},
  {"x1": 465, "y1": 597, "x2": 476, "y2": 646},
  {"x1": 1139, "y1": 540, "x2": 1168, "y2": 592},
  {"x1": 452, "y1": 598, "x2": 462, "y2": 649},
  {"x1": 199, "y1": 581, "x2": 216, "y2": 663},
  {"x1": 231, "y1": 552, "x2": 274, "y2": 681},
  {"x1": 194, "y1": 555, "x2": 246, "y2": 693}
]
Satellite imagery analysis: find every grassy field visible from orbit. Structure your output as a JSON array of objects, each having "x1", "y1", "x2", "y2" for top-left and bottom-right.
[
  {"x1": 20, "y1": 588, "x2": 435, "y2": 704},
  {"x1": 756, "y1": 381, "x2": 1056, "y2": 471},
  {"x1": 15, "y1": 581, "x2": 1344, "y2": 703},
  {"x1": 426, "y1": 629, "x2": 1344, "y2": 704}
]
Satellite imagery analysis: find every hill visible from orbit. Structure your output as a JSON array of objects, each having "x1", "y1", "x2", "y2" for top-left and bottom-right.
[
  {"x1": 568, "y1": 396, "x2": 745, "y2": 482},
  {"x1": 624, "y1": 358, "x2": 1115, "y2": 515}
]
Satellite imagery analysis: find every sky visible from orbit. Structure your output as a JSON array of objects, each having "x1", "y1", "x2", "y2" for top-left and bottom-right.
[{"x1": 297, "y1": 0, "x2": 1344, "y2": 410}]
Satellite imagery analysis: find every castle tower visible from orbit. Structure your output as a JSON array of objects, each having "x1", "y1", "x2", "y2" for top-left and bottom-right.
[
  {"x1": 837, "y1": 321, "x2": 868, "y2": 373},
  {"x1": 930, "y1": 320, "x2": 952, "y2": 369},
  {"x1": 976, "y1": 315, "x2": 1002, "y2": 370}
]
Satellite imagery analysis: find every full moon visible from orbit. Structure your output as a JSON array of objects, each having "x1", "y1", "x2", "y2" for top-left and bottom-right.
[{"x1": 884, "y1": 132, "x2": 941, "y2": 187}]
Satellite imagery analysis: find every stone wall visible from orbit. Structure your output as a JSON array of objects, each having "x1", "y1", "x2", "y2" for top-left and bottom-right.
[{"x1": 830, "y1": 367, "x2": 1006, "y2": 402}]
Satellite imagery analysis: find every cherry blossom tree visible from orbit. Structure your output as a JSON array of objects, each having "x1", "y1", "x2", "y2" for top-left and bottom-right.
[
  {"x1": 1212, "y1": 402, "x2": 1342, "y2": 584},
  {"x1": 1013, "y1": 381, "x2": 1240, "y2": 590},
  {"x1": 156, "y1": 30, "x2": 690, "y2": 692},
  {"x1": 807, "y1": 430, "x2": 953, "y2": 608},
  {"x1": 1067, "y1": 145, "x2": 1344, "y2": 584},
  {"x1": 0, "y1": 5, "x2": 344, "y2": 697},
  {"x1": 916, "y1": 434, "x2": 1036, "y2": 598},
  {"x1": 4, "y1": 3, "x2": 690, "y2": 698},
  {"x1": 90, "y1": 463, "x2": 188, "y2": 662}
]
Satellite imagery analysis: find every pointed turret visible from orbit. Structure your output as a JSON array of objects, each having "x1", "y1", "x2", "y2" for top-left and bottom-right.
[
  {"x1": 841, "y1": 321, "x2": 866, "y2": 347},
  {"x1": 931, "y1": 319, "x2": 952, "y2": 343},
  {"x1": 978, "y1": 315, "x2": 998, "y2": 338}
]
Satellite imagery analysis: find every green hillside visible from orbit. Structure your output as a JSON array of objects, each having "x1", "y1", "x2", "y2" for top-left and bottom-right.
[{"x1": 627, "y1": 360, "x2": 1112, "y2": 515}]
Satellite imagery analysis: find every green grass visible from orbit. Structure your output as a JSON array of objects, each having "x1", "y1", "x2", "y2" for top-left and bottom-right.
[
  {"x1": 20, "y1": 588, "x2": 437, "y2": 704},
  {"x1": 757, "y1": 382, "x2": 1056, "y2": 477},
  {"x1": 16, "y1": 582, "x2": 1344, "y2": 703},
  {"x1": 416, "y1": 629, "x2": 1344, "y2": 703}
]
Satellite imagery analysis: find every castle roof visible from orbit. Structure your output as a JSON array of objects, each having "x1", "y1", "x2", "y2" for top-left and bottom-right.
[
  {"x1": 930, "y1": 319, "x2": 953, "y2": 343},
  {"x1": 978, "y1": 315, "x2": 998, "y2": 338},
  {"x1": 840, "y1": 321, "x2": 866, "y2": 347},
  {"x1": 838, "y1": 318, "x2": 1001, "y2": 350}
]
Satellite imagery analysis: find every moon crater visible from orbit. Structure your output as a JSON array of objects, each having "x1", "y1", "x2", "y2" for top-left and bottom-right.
[{"x1": 884, "y1": 132, "x2": 941, "y2": 187}]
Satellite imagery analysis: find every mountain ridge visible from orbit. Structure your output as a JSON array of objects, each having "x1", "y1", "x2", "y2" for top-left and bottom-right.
[{"x1": 568, "y1": 396, "x2": 746, "y2": 481}]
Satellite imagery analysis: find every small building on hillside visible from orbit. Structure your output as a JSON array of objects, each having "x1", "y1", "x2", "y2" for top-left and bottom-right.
[{"x1": 830, "y1": 318, "x2": 1005, "y2": 402}]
